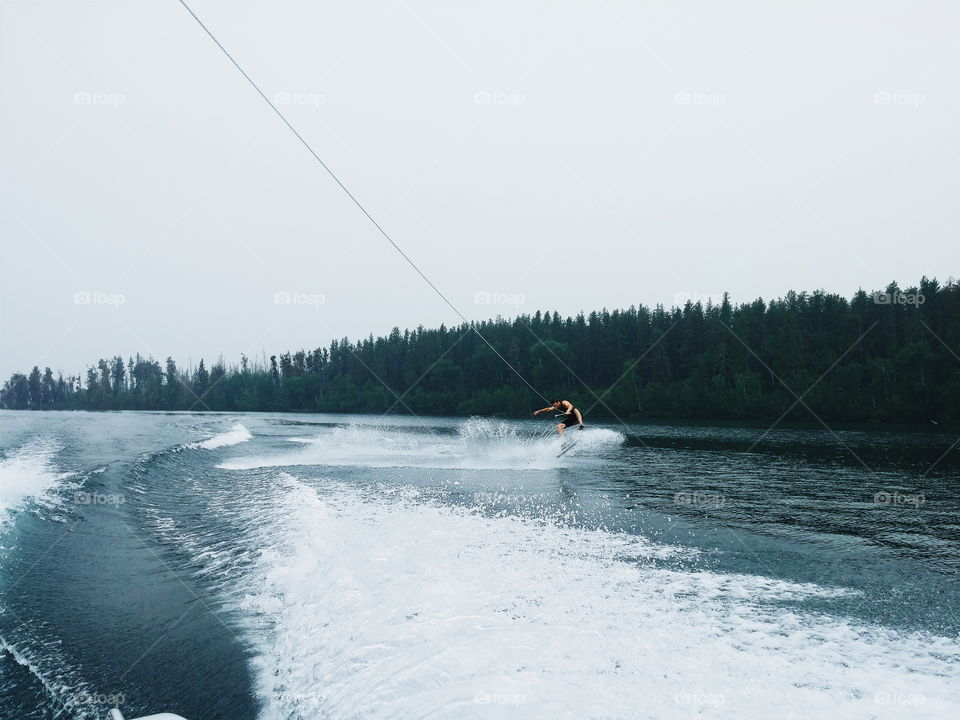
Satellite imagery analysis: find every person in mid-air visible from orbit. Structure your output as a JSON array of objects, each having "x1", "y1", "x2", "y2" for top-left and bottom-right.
[{"x1": 532, "y1": 400, "x2": 584, "y2": 435}]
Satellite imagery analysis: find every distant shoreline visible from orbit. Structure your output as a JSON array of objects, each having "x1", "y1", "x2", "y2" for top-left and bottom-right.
[
  {"x1": 4, "y1": 277, "x2": 958, "y2": 426},
  {"x1": 2, "y1": 406, "x2": 957, "y2": 436}
]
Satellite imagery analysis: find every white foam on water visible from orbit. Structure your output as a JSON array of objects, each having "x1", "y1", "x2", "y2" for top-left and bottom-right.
[
  {"x1": 190, "y1": 423, "x2": 253, "y2": 450},
  {"x1": 220, "y1": 418, "x2": 624, "y2": 471},
  {"x1": 0, "y1": 635, "x2": 105, "y2": 720},
  {"x1": 0, "y1": 437, "x2": 72, "y2": 527},
  {"x1": 0, "y1": 440, "x2": 99, "y2": 717},
  {"x1": 231, "y1": 474, "x2": 959, "y2": 720}
]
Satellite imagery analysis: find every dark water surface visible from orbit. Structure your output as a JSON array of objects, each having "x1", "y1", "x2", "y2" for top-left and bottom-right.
[{"x1": 1, "y1": 411, "x2": 957, "y2": 719}]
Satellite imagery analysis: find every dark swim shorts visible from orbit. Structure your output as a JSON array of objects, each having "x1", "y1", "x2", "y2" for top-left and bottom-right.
[{"x1": 562, "y1": 412, "x2": 579, "y2": 428}]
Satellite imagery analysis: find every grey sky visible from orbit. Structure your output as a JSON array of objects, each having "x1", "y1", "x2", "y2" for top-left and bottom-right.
[{"x1": 1, "y1": 0, "x2": 957, "y2": 379}]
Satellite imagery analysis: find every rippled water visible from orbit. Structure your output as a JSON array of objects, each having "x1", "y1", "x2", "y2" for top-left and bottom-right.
[{"x1": 0, "y1": 411, "x2": 957, "y2": 719}]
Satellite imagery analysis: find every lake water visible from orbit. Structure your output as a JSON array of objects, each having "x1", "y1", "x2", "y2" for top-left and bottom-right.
[{"x1": 0, "y1": 411, "x2": 957, "y2": 719}]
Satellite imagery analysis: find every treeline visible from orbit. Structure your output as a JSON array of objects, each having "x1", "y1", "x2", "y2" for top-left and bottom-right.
[{"x1": 2, "y1": 278, "x2": 958, "y2": 423}]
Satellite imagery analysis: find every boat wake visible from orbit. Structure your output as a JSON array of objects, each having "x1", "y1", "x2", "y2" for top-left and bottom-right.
[
  {"x1": 0, "y1": 437, "x2": 76, "y2": 531},
  {"x1": 219, "y1": 418, "x2": 624, "y2": 471},
  {"x1": 0, "y1": 438, "x2": 100, "y2": 719},
  {"x1": 188, "y1": 422, "x2": 253, "y2": 450},
  {"x1": 154, "y1": 468, "x2": 960, "y2": 719}
]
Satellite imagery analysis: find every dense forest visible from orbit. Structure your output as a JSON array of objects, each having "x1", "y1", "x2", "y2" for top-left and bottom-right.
[{"x1": 2, "y1": 278, "x2": 958, "y2": 424}]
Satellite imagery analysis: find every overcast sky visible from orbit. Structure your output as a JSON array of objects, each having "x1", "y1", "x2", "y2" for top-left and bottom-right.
[{"x1": 1, "y1": 0, "x2": 957, "y2": 378}]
